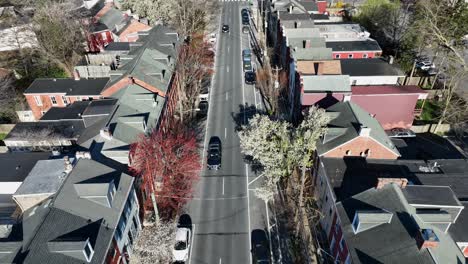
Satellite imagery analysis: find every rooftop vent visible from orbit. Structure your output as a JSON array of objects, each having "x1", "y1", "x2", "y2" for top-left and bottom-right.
[
  {"x1": 418, "y1": 162, "x2": 440, "y2": 173},
  {"x1": 359, "y1": 126, "x2": 371, "y2": 137},
  {"x1": 417, "y1": 229, "x2": 439, "y2": 250},
  {"x1": 75, "y1": 151, "x2": 91, "y2": 160}
]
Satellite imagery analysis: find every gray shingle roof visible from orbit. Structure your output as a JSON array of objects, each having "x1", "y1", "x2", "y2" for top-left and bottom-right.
[
  {"x1": 317, "y1": 102, "x2": 400, "y2": 156},
  {"x1": 292, "y1": 47, "x2": 332, "y2": 60},
  {"x1": 24, "y1": 78, "x2": 109, "y2": 95},
  {"x1": 336, "y1": 184, "x2": 465, "y2": 264},
  {"x1": 302, "y1": 75, "x2": 350, "y2": 93},
  {"x1": 340, "y1": 58, "x2": 405, "y2": 76},
  {"x1": 402, "y1": 185, "x2": 462, "y2": 207},
  {"x1": 104, "y1": 25, "x2": 179, "y2": 95},
  {"x1": 5, "y1": 121, "x2": 85, "y2": 142}
]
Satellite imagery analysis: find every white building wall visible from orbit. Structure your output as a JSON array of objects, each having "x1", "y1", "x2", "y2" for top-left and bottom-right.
[
  {"x1": 349, "y1": 76, "x2": 402, "y2": 86},
  {"x1": 315, "y1": 160, "x2": 336, "y2": 236}
]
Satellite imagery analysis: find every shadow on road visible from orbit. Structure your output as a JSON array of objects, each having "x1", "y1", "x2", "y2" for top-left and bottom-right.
[{"x1": 231, "y1": 103, "x2": 266, "y2": 131}]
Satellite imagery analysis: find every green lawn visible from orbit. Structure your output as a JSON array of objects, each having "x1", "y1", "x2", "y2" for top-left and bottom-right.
[
  {"x1": 416, "y1": 100, "x2": 441, "y2": 121},
  {"x1": 0, "y1": 133, "x2": 7, "y2": 141}
]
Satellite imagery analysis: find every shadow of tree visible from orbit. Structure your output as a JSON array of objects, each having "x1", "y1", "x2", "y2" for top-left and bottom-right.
[{"x1": 231, "y1": 103, "x2": 266, "y2": 131}]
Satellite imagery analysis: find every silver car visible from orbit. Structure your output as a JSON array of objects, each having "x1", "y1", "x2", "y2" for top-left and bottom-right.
[{"x1": 386, "y1": 128, "x2": 416, "y2": 138}]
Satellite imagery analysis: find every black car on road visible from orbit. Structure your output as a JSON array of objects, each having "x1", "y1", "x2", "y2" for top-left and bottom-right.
[
  {"x1": 245, "y1": 71, "x2": 256, "y2": 84},
  {"x1": 251, "y1": 229, "x2": 270, "y2": 264},
  {"x1": 207, "y1": 136, "x2": 222, "y2": 170},
  {"x1": 222, "y1": 25, "x2": 229, "y2": 33}
]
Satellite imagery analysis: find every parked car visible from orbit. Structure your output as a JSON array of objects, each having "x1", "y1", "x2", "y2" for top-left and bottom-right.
[
  {"x1": 416, "y1": 61, "x2": 435, "y2": 71},
  {"x1": 242, "y1": 17, "x2": 249, "y2": 25},
  {"x1": 197, "y1": 101, "x2": 208, "y2": 117},
  {"x1": 222, "y1": 25, "x2": 229, "y2": 33},
  {"x1": 172, "y1": 227, "x2": 192, "y2": 262},
  {"x1": 207, "y1": 136, "x2": 222, "y2": 170},
  {"x1": 251, "y1": 229, "x2": 270, "y2": 264},
  {"x1": 242, "y1": 25, "x2": 249, "y2": 34},
  {"x1": 243, "y1": 60, "x2": 252, "y2": 72},
  {"x1": 245, "y1": 71, "x2": 256, "y2": 84},
  {"x1": 241, "y1": 8, "x2": 249, "y2": 15},
  {"x1": 386, "y1": 128, "x2": 416, "y2": 138},
  {"x1": 242, "y1": 49, "x2": 252, "y2": 61}
]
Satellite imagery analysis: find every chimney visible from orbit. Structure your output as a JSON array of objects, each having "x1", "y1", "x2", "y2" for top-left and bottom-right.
[
  {"x1": 376, "y1": 178, "x2": 408, "y2": 189},
  {"x1": 359, "y1": 126, "x2": 371, "y2": 137},
  {"x1": 64, "y1": 156, "x2": 73, "y2": 174},
  {"x1": 289, "y1": 6, "x2": 293, "y2": 13},
  {"x1": 75, "y1": 151, "x2": 91, "y2": 159},
  {"x1": 417, "y1": 229, "x2": 439, "y2": 250},
  {"x1": 100, "y1": 127, "x2": 113, "y2": 140}
]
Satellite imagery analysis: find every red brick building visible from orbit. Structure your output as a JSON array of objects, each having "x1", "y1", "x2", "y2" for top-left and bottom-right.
[{"x1": 23, "y1": 78, "x2": 109, "y2": 120}]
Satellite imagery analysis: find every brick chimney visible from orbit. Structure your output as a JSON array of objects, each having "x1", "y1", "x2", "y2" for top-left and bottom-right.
[
  {"x1": 417, "y1": 229, "x2": 439, "y2": 250},
  {"x1": 376, "y1": 178, "x2": 408, "y2": 189}
]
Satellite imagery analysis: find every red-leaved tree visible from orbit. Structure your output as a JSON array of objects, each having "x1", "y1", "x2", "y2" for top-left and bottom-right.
[{"x1": 130, "y1": 121, "x2": 201, "y2": 220}]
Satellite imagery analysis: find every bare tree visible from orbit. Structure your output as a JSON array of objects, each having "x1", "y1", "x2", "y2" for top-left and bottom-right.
[
  {"x1": 31, "y1": 0, "x2": 87, "y2": 76},
  {"x1": 256, "y1": 64, "x2": 277, "y2": 115},
  {"x1": 132, "y1": 221, "x2": 177, "y2": 264},
  {"x1": 0, "y1": 74, "x2": 18, "y2": 123}
]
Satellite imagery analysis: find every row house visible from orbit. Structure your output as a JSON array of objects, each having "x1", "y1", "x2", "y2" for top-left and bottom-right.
[
  {"x1": 87, "y1": 3, "x2": 151, "y2": 52},
  {"x1": 314, "y1": 157, "x2": 468, "y2": 261},
  {"x1": 23, "y1": 77, "x2": 109, "y2": 120},
  {"x1": 325, "y1": 39, "x2": 382, "y2": 59},
  {"x1": 340, "y1": 58, "x2": 405, "y2": 86},
  {"x1": 0, "y1": 156, "x2": 140, "y2": 264}
]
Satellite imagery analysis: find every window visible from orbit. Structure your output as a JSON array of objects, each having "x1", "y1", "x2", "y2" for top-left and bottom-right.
[
  {"x1": 345, "y1": 150, "x2": 351, "y2": 155},
  {"x1": 325, "y1": 195, "x2": 328, "y2": 202},
  {"x1": 41, "y1": 111, "x2": 46, "y2": 116},
  {"x1": 335, "y1": 54, "x2": 340, "y2": 59},
  {"x1": 352, "y1": 214, "x2": 360, "y2": 234},
  {"x1": 62, "y1": 96, "x2": 68, "y2": 105},
  {"x1": 339, "y1": 237, "x2": 346, "y2": 251},
  {"x1": 329, "y1": 208, "x2": 332, "y2": 216},
  {"x1": 348, "y1": 54, "x2": 353, "y2": 58},
  {"x1": 76, "y1": 96, "x2": 82, "y2": 101},
  {"x1": 50, "y1": 96, "x2": 57, "y2": 105},
  {"x1": 34, "y1": 96, "x2": 42, "y2": 106},
  {"x1": 363, "y1": 53, "x2": 369, "y2": 58},
  {"x1": 352, "y1": 80, "x2": 357, "y2": 85},
  {"x1": 330, "y1": 236, "x2": 336, "y2": 255},
  {"x1": 84, "y1": 240, "x2": 94, "y2": 262}
]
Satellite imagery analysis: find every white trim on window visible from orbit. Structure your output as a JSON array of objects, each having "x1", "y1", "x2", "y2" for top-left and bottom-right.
[
  {"x1": 83, "y1": 239, "x2": 94, "y2": 262},
  {"x1": 50, "y1": 96, "x2": 58, "y2": 106},
  {"x1": 34, "y1": 96, "x2": 42, "y2": 106},
  {"x1": 363, "y1": 53, "x2": 369, "y2": 58},
  {"x1": 335, "y1": 54, "x2": 340, "y2": 59},
  {"x1": 62, "y1": 96, "x2": 68, "y2": 105},
  {"x1": 348, "y1": 54, "x2": 353, "y2": 58}
]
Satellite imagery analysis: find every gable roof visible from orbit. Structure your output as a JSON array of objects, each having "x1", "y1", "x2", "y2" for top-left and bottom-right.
[
  {"x1": 103, "y1": 25, "x2": 179, "y2": 96},
  {"x1": 317, "y1": 102, "x2": 399, "y2": 156},
  {"x1": 337, "y1": 184, "x2": 465, "y2": 264},
  {"x1": 24, "y1": 78, "x2": 109, "y2": 95},
  {"x1": 340, "y1": 58, "x2": 405, "y2": 77},
  {"x1": 0, "y1": 152, "x2": 51, "y2": 183}
]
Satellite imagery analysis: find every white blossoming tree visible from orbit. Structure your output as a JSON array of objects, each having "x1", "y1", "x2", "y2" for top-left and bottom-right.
[
  {"x1": 239, "y1": 106, "x2": 330, "y2": 211},
  {"x1": 131, "y1": 221, "x2": 176, "y2": 264}
]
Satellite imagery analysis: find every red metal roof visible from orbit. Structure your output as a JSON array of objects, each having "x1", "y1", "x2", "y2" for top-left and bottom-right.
[{"x1": 351, "y1": 85, "x2": 427, "y2": 95}]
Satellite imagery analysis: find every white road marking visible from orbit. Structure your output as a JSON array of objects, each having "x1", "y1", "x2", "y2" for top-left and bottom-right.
[
  {"x1": 227, "y1": 66, "x2": 230, "y2": 72},
  {"x1": 188, "y1": 224, "x2": 196, "y2": 264},
  {"x1": 248, "y1": 173, "x2": 263, "y2": 186},
  {"x1": 226, "y1": 92, "x2": 228, "y2": 101},
  {"x1": 228, "y1": 46, "x2": 230, "y2": 53},
  {"x1": 219, "y1": 258, "x2": 222, "y2": 264},
  {"x1": 222, "y1": 177, "x2": 225, "y2": 195},
  {"x1": 245, "y1": 164, "x2": 252, "y2": 257},
  {"x1": 265, "y1": 201, "x2": 274, "y2": 263},
  {"x1": 225, "y1": 127, "x2": 227, "y2": 138},
  {"x1": 272, "y1": 197, "x2": 284, "y2": 262}
]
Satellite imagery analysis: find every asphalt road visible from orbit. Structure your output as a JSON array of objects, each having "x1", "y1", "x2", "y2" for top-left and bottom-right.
[{"x1": 186, "y1": 2, "x2": 270, "y2": 264}]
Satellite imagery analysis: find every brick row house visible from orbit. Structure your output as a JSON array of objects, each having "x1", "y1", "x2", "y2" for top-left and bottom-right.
[
  {"x1": 0, "y1": 155, "x2": 141, "y2": 264},
  {"x1": 87, "y1": 3, "x2": 151, "y2": 52}
]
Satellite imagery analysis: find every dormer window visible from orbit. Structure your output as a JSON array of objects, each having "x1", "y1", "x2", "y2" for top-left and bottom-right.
[{"x1": 84, "y1": 239, "x2": 94, "y2": 262}]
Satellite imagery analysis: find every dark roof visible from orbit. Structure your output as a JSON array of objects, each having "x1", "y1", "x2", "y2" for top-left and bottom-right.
[
  {"x1": 22, "y1": 209, "x2": 113, "y2": 264},
  {"x1": 321, "y1": 157, "x2": 468, "y2": 201},
  {"x1": 326, "y1": 39, "x2": 382, "y2": 52},
  {"x1": 5, "y1": 121, "x2": 85, "y2": 141},
  {"x1": 0, "y1": 152, "x2": 51, "y2": 182},
  {"x1": 24, "y1": 78, "x2": 109, "y2": 95},
  {"x1": 402, "y1": 185, "x2": 462, "y2": 207},
  {"x1": 104, "y1": 41, "x2": 130, "y2": 51},
  {"x1": 336, "y1": 184, "x2": 463, "y2": 264},
  {"x1": 312, "y1": 13, "x2": 329, "y2": 20},
  {"x1": 82, "y1": 99, "x2": 118, "y2": 116},
  {"x1": 40, "y1": 102, "x2": 90, "y2": 121},
  {"x1": 278, "y1": 11, "x2": 312, "y2": 21},
  {"x1": 298, "y1": 0, "x2": 318, "y2": 11},
  {"x1": 448, "y1": 202, "x2": 468, "y2": 242},
  {"x1": 340, "y1": 58, "x2": 404, "y2": 76}
]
